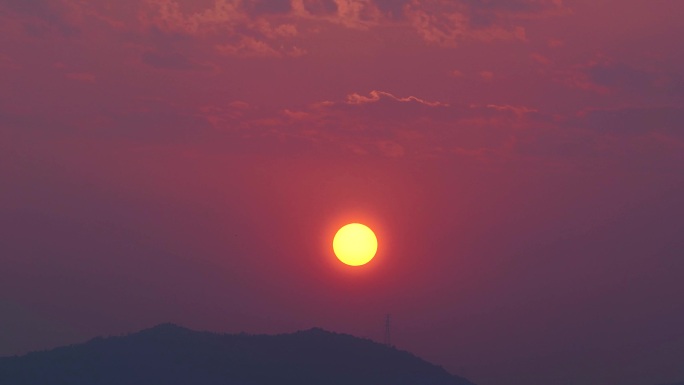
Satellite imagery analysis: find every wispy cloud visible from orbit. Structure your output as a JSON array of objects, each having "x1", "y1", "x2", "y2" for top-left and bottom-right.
[{"x1": 345, "y1": 90, "x2": 447, "y2": 106}]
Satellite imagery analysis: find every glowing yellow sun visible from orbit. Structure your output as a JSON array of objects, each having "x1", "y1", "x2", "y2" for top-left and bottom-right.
[{"x1": 333, "y1": 223, "x2": 378, "y2": 266}]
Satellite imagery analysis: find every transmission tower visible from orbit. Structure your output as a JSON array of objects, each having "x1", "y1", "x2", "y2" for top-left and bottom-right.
[{"x1": 384, "y1": 314, "x2": 391, "y2": 346}]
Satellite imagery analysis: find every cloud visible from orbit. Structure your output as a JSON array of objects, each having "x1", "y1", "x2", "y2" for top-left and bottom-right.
[
  {"x1": 325, "y1": 90, "x2": 463, "y2": 125},
  {"x1": 330, "y1": 0, "x2": 385, "y2": 29},
  {"x1": 220, "y1": 89, "x2": 683, "y2": 163},
  {"x1": 402, "y1": 0, "x2": 565, "y2": 47},
  {"x1": 141, "y1": 0, "x2": 383, "y2": 36},
  {"x1": 372, "y1": 0, "x2": 406, "y2": 18},
  {"x1": 291, "y1": 0, "x2": 337, "y2": 16},
  {"x1": 141, "y1": 0, "x2": 247, "y2": 36},
  {"x1": 290, "y1": 0, "x2": 385, "y2": 29},
  {"x1": 2, "y1": 1, "x2": 679, "y2": 168},
  {"x1": 216, "y1": 37, "x2": 282, "y2": 57},
  {"x1": 553, "y1": 62, "x2": 612, "y2": 94},
  {"x1": 246, "y1": 0, "x2": 292, "y2": 15},
  {"x1": 137, "y1": 0, "x2": 306, "y2": 58},
  {"x1": 587, "y1": 62, "x2": 655, "y2": 93},
  {"x1": 0, "y1": 0, "x2": 81, "y2": 37},
  {"x1": 200, "y1": 102, "x2": 257, "y2": 127},
  {"x1": 318, "y1": 91, "x2": 540, "y2": 126},
  {"x1": 205, "y1": 90, "x2": 552, "y2": 159},
  {"x1": 575, "y1": 106, "x2": 684, "y2": 138},
  {"x1": 554, "y1": 58, "x2": 684, "y2": 97},
  {"x1": 345, "y1": 90, "x2": 447, "y2": 106},
  {"x1": 0, "y1": 0, "x2": 574, "y2": 74},
  {"x1": 403, "y1": 3, "x2": 469, "y2": 47},
  {"x1": 216, "y1": 36, "x2": 306, "y2": 57},
  {"x1": 486, "y1": 104, "x2": 538, "y2": 117},
  {"x1": 253, "y1": 20, "x2": 298, "y2": 38},
  {"x1": 585, "y1": 61, "x2": 684, "y2": 97}
]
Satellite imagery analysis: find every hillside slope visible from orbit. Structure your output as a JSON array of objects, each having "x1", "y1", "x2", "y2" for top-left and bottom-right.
[{"x1": 0, "y1": 323, "x2": 475, "y2": 385}]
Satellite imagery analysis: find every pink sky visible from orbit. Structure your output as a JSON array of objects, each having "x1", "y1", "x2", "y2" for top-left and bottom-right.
[{"x1": 1, "y1": 1, "x2": 684, "y2": 385}]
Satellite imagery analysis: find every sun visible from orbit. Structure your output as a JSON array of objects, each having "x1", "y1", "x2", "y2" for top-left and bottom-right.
[{"x1": 333, "y1": 223, "x2": 378, "y2": 266}]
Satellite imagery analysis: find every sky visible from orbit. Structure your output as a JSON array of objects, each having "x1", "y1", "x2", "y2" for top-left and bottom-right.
[{"x1": 1, "y1": 1, "x2": 684, "y2": 384}]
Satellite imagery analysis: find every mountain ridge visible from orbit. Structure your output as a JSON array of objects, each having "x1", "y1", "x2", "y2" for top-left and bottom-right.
[{"x1": 0, "y1": 323, "x2": 476, "y2": 385}]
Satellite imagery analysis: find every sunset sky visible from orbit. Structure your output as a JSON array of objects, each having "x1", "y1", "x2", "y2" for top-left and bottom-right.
[{"x1": 1, "y1": 1, "x2": 684, "y2": 384}]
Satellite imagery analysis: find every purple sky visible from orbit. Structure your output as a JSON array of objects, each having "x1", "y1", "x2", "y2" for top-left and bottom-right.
[{"x1": 1, "y1": 1, "x2": 684, "y2": 384}]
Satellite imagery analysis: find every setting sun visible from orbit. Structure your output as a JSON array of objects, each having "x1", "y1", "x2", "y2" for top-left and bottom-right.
[{"x1": 333, "y1": 223, "x2": 378, "y2": 266}]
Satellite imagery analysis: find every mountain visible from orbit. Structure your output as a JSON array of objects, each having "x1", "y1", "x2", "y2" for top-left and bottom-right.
[{"x1": 0, "y1": 323, "x2": 475, "y2": 385}]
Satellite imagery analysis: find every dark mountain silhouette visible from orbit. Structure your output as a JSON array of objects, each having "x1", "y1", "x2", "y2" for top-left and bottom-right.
[{"x1": 0, "y1": 323, "x2": 476, "y2": 385}]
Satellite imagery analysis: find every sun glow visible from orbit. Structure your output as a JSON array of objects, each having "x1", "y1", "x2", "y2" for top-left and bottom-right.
[{"x1": 333, "y1": 223, "x2": 378, "y2": 266}]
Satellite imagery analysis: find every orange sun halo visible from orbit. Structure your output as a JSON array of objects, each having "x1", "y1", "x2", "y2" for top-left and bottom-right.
[{"x1": 332, "y1": 223, "x2": 378, "y2": 266}]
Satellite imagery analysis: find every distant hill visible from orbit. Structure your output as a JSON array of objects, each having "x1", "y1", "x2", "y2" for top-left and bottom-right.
[{"x1": 0, "y1": 323, "x2": 475, "y2": 385}]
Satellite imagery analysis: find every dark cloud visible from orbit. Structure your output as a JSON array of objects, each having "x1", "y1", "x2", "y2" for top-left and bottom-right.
[
  {"x1": 581, "y1": 61, "x2": 684, "y2": 98},
  {"x1": 578, "y1": 106, "x2": 684, "y2": 137},
  {"x1": 299, "y1": 0, "x2": 338, "y2": 16},
  {"x1": 587, "y1": 63, "x2": 655, "y2": 92},
  {"x1": 1, "y1": 0, "x2": 80, "y2": 37},
  {"x1": 2, "y1": 0, "x2": 59, "y2": 21},
  {"x1": 464, "y1": 0, "x2": 556, "y2": 12},
  {"x1": 372, "y1": 0, "x2": 409, "y2": 18},
  {"x1": 246, "y1": 0, "x2": 292, "y2": 15}
]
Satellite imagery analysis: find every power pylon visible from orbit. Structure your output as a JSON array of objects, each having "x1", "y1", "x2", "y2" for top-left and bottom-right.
[{"x1": 384, "y1": 314, "x2": 391, "y2": 346}]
